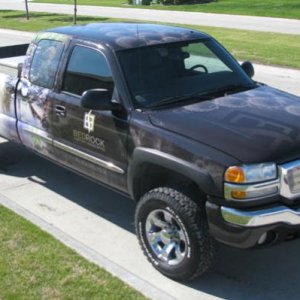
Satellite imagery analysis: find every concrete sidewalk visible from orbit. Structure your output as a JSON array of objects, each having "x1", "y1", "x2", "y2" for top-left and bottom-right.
[
  {"x1": 1, "y1": 139, "x2": 300, "y2": 300},
  {"x1": 0, "y1": 29, "x2": 33, "y2": 47},
  {"x1": 0, "y1": 1, "x2": 300, "y2": 35},
  {"x1": 254, "y1": 64, "x2": 300, "y2": 97}
]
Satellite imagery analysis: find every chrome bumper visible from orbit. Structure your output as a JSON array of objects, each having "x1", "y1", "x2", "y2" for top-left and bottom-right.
[{"x1": 221, "y1": 205, "x2": 300, "y2": 227}]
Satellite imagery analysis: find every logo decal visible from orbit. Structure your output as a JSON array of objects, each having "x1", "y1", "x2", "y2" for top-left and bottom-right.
[
  {"x1": 84, "y1": 110, "x2": 95, "y2": 133},
  {"x1": 73, "y1": 130, "x2": 106, "y2": 152}
]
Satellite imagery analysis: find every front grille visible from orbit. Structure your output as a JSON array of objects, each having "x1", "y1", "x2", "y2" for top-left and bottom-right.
[
  {"x1": 279, "y1": 160, "x2": 300, "y2": 199},
  {"x1": 287, "y1": 166, "x2": 300, "y2": 193}
]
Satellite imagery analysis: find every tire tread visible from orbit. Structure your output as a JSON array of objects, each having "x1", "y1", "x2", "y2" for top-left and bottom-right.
[{"x1": 135, "y1": 187, "x2": 217, "y2": 281}]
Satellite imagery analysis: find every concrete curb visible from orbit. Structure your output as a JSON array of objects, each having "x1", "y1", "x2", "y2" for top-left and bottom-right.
[{"x1": 0, "y1": 193, "x2": 175, "y2": 300}]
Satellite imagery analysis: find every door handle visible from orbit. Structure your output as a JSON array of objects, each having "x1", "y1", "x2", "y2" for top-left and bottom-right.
[{"x1": 55, "y1": 105, "x2": 66, "y2": 117}]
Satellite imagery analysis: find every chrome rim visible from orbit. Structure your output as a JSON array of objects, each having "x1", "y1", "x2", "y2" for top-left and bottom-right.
[{"x1": 145, "y1": 209, "x2": 188, "y2": 265}]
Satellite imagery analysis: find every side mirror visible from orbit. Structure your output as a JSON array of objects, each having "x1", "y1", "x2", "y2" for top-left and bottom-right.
[
  {"x1": 241, "y1": 61, "x2": 255, "y2": 78},
  {"x1": 81, "y1": 89, "x2": 120, "y2": 111}
]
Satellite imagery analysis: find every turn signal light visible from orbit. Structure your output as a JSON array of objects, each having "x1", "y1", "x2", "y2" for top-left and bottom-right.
[
  {"x1": 224, "y1": 166, "x2": 245, "y2": 183},
  {"x1": 231, "y1": 190, "x2": 247, "y2": 199}
]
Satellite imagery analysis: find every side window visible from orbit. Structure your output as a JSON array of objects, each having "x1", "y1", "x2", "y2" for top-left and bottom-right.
[
  {"x1": 29, "y1": 39, "x2": 64, "y2": 89},
  {"x1": 63, "y1": 46, "x2": 114, "y2": 96}
]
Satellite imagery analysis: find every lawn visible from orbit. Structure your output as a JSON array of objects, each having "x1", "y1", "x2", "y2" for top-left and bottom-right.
[
  {"x1": 32, "y1": 0, "x2": 300, "y2": 20},
  {"x1": 0, "y1": 205, "x2": 145, "y2": 299},
  {"x1": 0, "y1": 10, "x2": 110, "y2": 31},
  {"x1": 1, "y1": 10, "x2": 299, "y2": 69},
  {"x1": 189, "y1": 25, "x2": 300, "y2": 69}
]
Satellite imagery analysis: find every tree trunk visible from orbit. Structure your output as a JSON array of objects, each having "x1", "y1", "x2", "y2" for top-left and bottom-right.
[
  {"x1": 74, "y1": 0, "x2": 77, "y2": 24},
  {"x1": 25, "y1": 0, "x2": 29, "y2": 20}
]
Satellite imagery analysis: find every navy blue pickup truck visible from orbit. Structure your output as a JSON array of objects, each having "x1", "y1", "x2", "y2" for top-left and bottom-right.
[{"x1": 1, "y1": 23, "x2": 300, "y2": 281}]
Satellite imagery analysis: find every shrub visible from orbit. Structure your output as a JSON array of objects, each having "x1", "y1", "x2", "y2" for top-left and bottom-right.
[{"x1": 163, "y1": 0, "x2": 215, "y2": 4}]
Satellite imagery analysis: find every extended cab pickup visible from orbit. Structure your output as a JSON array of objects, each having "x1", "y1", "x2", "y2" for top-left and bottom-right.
[{"x1": 1, "y1": 23, "x2": 300, "y2": 281}]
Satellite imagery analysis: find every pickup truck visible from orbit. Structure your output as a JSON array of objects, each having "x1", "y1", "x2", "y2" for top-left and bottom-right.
[{"x1": 1, "y1": 23, "x2": 300, "y2": 282}]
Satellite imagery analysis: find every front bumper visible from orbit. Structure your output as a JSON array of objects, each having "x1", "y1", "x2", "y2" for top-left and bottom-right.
[
  {"x1": 221, "y1": 205, "x2": 300, "y2": 227},
  {"x1": 206, "y1": 202, "x2": 300, "y2": 249},
  {"x1": 207, "y1": 158, "x2": 300, "y2": 248}
]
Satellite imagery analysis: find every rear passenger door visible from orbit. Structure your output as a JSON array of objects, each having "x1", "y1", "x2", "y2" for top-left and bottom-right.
[
  {"x1": 16, "y1": 38, "x2": 65, "y2": 160},
  {"x1": 50, "y1": 42, "x2": 129, "y2": 192}
]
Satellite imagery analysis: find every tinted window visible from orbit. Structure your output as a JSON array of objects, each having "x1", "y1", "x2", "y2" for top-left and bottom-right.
[
  {"x1": 183, "y1": 43, "x2": 231, "y2": 73},
  {"x1": 118, "y1": 39, "x2": 255, "y2": 108},
  {"x1": 29, "y1": 39, "x2": 64, "y2": 89},
  {"x1": 63, "y1": 46, "x2": 114, "y2": 96}
]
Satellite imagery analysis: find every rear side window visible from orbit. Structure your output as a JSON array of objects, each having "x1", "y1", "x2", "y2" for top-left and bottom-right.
[
  {"x1": 62, "y1": 46, "x2": 114, "y2": 96},
  {"x1": 29, "y1": 39, "x2": 64, "y2": 89}
]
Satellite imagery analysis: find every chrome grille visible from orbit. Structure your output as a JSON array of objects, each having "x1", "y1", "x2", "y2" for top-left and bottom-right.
[
  {"x1": 279, "y1": 160, "x2": 300, "y2": 199},
  {"x1": 288, "y1": 166, "x2": 300, "y2": 193}
]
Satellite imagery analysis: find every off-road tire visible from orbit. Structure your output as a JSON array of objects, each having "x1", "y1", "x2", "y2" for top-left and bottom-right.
[{"x1": 135, "y1": 187, "x2": 217, "y2": 281}]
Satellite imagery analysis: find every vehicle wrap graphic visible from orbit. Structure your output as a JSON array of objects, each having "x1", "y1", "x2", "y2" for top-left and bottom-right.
[
  {"x1": 84, "y1": 110, "x2": 95, "y2": 133},
  {"x1": 0, "y1": 74, "x2": 20, "y2": 141},
  {"x1": 48, "y1": 23, "x2": 206, "y2": 51},
  {"x1": 149, "y1": 85, "x2": 300, "y2": 163},
  {"x1": 73, "y1": 130, "x2": 106, "y2": 152},
  {"x1": 0, "y1": 73, "x2": 15, "y2": 115}
]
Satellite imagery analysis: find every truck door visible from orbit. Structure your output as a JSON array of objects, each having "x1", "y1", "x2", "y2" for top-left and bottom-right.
[
  {"x1": 16, "y1": 38, "x2": 65, "y2": 160},
  {"x1": 49, "y1": 43, "x2": 129, "y2": 192}
]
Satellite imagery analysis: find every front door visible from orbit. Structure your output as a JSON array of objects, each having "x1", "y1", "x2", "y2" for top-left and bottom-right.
[{"x1": 50, "y1": 44, "x2": 129, "y2": 192}]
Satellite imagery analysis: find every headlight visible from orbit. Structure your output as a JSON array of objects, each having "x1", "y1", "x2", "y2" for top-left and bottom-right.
[
  {"x1": 224, "y1": 163, "x2": 278, "y2": 200},
  {"x1": 224, "y1": 163, "x2": 277, "y2": 184}
]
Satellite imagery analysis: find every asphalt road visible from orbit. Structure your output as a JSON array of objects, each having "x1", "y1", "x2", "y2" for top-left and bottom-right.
[
  {"x1": 1, "y1": 1, "x2": 300, "y2": 35},
  {"x1": 0, "y1": 29, "x2": 300, "y2": 299},
  {"x1": 1, "y1": 138, "x2": 300, "y2": 300}
]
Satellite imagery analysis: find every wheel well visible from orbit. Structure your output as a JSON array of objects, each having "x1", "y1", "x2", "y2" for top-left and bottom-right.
[{"x1": 133, "y1": 163, "x2": 204, "y2": 203}]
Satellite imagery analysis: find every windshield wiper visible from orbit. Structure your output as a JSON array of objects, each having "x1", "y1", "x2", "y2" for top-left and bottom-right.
[
  {"x1": 147, "y1": 93, "x2": 212, "y2": 109},
  {"x1": 146, "y1": 84, "x2": 256, "y2": 109},
  {"x1": 202, "y1": 84, "x2": 255, "y2": 97}
]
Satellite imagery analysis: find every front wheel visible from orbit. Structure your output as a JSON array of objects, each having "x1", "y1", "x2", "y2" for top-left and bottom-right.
[{"x1": 135, "y1": 187, "x2": 217, "y2": 281}]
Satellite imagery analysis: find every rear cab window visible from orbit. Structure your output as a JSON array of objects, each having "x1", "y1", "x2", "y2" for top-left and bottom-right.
[{"x1": 29, "y1": 39, "x2": 64, "y2": 89}]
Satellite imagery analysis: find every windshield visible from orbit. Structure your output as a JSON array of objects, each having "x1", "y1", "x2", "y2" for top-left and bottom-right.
[{"x1": 118, "y1": 39, "x2": 256, "y2": 109}]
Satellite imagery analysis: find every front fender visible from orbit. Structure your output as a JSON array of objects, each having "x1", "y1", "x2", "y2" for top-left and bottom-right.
[{"x1": 127, "y1": 147, "x2": 216, "y2": 199}]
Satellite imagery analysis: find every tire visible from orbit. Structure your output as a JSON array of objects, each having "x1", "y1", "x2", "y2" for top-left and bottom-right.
[{"x1": 135, "y1": 187, "x2": 217, "y2": 281}]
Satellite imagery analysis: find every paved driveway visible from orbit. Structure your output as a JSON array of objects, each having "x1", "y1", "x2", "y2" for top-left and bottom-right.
[{"x1": 1, "y1": 139, "x2": 300, "y2": 300}]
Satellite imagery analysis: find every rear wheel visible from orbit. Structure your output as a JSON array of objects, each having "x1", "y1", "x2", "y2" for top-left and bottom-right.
[{"x1": 135, "y1": 187, "x2": 217, "y2": 281}]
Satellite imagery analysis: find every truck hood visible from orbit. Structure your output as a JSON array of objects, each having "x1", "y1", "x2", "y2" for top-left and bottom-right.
[{"x1": 149, "y1": 85, "x2": 300, "y2": 163}]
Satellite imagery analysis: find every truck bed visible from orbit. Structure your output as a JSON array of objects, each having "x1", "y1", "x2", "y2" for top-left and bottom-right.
[
  {"x1": 0, "y1": 56, "x2": 25, "y2": 76},
  {"x1": 0, "y1": 43, "x2": 28, "y2": 76}
]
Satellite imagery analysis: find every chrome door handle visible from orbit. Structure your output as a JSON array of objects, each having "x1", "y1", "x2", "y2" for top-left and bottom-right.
[{"x1": 55, "y1": 105, "x2": 66, "y2": 117}]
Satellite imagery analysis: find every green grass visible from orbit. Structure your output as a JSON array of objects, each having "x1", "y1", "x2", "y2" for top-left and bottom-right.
[
  {"x1": 188, "y1": 25, "x2": 300, "y2": 69},
  {"x1": 0, "y1": 205, "x2": 145, "y2": 300},
  {"x1": 1, "y1": 10, "x2": 299, "y2": 69},
  {"x1": 33, "y1": 0, "x2": 300, "y2": 20},
  {"x1": 0, "y1": 10, "x2": 111, "y2": 31}
]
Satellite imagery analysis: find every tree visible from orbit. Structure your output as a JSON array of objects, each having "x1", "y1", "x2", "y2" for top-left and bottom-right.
[
  {"x1": 25, "y1": 0, "x2": 29, "y2": 20},
  {"x1": 74, "y1": 0, "x2": 77, "y2": 24}
]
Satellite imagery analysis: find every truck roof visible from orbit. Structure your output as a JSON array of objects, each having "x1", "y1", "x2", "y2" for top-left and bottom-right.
[{"x1": 46, "y1": 22, "x2": 210, "y2": 51}]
